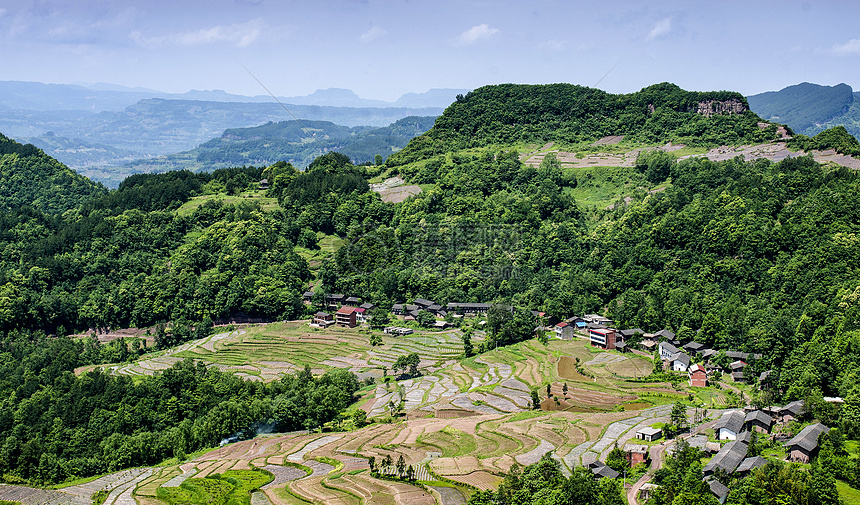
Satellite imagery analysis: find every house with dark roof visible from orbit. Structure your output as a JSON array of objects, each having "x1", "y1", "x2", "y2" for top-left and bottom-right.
[
  {"x1": 413, "y1": 298, "x2": 435, "y2": 307},
  {"x1": 359, "y1": 302, "x2": 376, "y2": 311},
  {"x1": 620, "y1": 328, "x2": 645, "y2": 339},
  {"x1": 707, "y1": 479, "x2": 730, "y2": 504},
  {"x1": 758, "y1": 369, "x2": 772, "y2": 386},
  {"x1": 786, "y1": 423, "x2": 829, "y2": 463},
  {"x1": 302, "y1": 290, "x2": 315, "y2": 302},
  {"x1": 392, "y1": 303, "x2": 404, "y2": 315},
  {"x1": 669, "y1": 352, "x2": 691, "y2": 372},
  {"x1": 659, "y1": 342, "x2": 680, "y2": 360},
  {"x1": 778, "y1": 400, "x2": 806, "y2": 423},
  {"x1": 587, "y1": 461, "x2": 619, "y2": 479},
  {"x1": 654, "y1": 329, "x2": 676, "y2": 340},
  {"x1": 447, "y1": 302, "x2": 491, "y2": 314},
  {"x1": 345, "y1": 296, "x2": 361, "y2": 305},
  {"x1": 683, "y1": 341, "x2": 706, "y2": 353},
  {"x1": 735, "y1": 456, "x2": 767, "y2": 476},
  {"x1": 312, "y1": 311, "x2": 334, "y2": 327},
  {"x1": 745, "y1": 410, "x2": 772, "y2": 433},
  {"x1": 703, "y1": 440, "x2": 747, "y2": 476},
  {"x1": 713, "y1": 411, "x2": 746, "y2": 441}
]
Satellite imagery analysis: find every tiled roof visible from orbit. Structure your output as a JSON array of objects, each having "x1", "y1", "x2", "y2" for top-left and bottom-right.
[
  {"x1": 786, "y1": 423, "x2": 828, "y2": 452},
  {"x1": 703, "y1": 440, "x2": 747, "y2": 474}
]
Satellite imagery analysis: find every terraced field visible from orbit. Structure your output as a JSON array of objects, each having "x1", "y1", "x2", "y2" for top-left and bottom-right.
[{"x1": 36, "y1": 323, "x2": 722, "y2": 504}]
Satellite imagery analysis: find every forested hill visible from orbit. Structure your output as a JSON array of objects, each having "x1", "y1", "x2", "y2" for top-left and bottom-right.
[
  {"x1": 0, "y1": 133, "x2": 106, "y2": 214},
  {"x1": 387, "y1": 82, "x2": 779, "y2": 165}
]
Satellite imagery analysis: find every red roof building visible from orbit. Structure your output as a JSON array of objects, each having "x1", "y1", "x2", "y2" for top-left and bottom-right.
[
  {"x1": 689, "y1": 363, "x2": 707, "y2": 387},
  {"x1": 336, "y1": 306, "x2": 358, "y2": 328}
]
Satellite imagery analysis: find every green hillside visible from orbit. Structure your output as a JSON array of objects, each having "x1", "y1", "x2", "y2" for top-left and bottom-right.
[
  {"x1": 747, "y1": 82, "x2": 860, "y2": 139},
  {"x1": 387, "y1": 82, "x2": 778, "y2": 165},
  {"x1": 0, "y1": 133, "x2": 106, "y2": 213}
]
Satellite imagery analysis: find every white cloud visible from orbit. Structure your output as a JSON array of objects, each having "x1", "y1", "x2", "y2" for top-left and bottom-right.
[
  {"x1": 131, "y1": 19, "x2": 263, "y2": 48},
  {"x1": 360, "y1": 26, "x2": 386, "y2": 43},
  {"x1": 457, "y1": 24, "x2": 499, "y2": 45},
  {"x1": 832, "y1": 38, "x2": 860, "y2": 56},
  {"x1": 645, "y1": 17, "x2": 671, "y2": 41}
]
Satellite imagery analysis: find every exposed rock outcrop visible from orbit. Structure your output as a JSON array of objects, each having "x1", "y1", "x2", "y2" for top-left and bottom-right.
[{"x1": 693, "y1": 99, "x2": 747, "y2": 117}]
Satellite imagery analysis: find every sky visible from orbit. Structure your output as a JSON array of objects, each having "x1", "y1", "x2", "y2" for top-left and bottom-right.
[{"x1": 1, "y1": 0, "x2": 860, "y2": 101}]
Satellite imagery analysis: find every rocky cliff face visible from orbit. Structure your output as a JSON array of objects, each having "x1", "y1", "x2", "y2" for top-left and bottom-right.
[{"x1": 693, "y1": 99, "x2": 747, "y2": 117}]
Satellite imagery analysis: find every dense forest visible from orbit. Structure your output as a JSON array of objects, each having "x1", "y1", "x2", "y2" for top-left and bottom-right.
[
  {"x1": 0, "y1": 133, "x2": 106, "y2": 213},
  {"x1": 0, "y1": 334, "x2": 359, "y2": 484}
]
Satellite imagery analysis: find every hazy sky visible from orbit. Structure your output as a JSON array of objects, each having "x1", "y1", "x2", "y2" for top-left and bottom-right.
[{"x1": 1, "y1": 0, "x2": 859, "y2": 101}]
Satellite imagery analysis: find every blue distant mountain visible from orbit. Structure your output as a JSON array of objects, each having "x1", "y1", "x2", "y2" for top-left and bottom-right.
[{"x1": 747, "y1": 82, "x2": 860, "y2": 139}]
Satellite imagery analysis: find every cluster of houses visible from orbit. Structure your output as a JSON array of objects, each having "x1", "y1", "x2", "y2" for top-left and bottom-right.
[
  {"x1": 306, "y1": 292, "x2": 376, "y2": 329},
  {"x1": 391, "y1": 298, "x2": 493, "y2": 319},
  {"x1": 678, "y1": 402, "x2": 824, "y2": 503}
]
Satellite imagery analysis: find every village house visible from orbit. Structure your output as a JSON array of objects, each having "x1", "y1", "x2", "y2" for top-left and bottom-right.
[
  {"x1": 554, "y1": 321, "x2": 575, "y2": 340},
  {"x1": 335, "y1": 306, "x2": 358, "y2": 328},
  {"x1": 659, "y1": 341, "x2": 679, "y2": 360},
  {"x1": 683, "y1": 341, "x2": 706, "y2": 354},
  {"x1": 653, "y1": 329, "x2": 676, "y2": 341},
  {"x1": 589, "y1": 328, "x2": 619, "y2": 350},
  {"x1": 669, "y1": 352, "x2": 691, "y2": 372},
  {"x1": 777, "y1": 400, "x2": 806, "y2": 424},
  {"x1": 707, "y1": 479, "x2": 730, "y2": 504},
  {"x1": 745, "y1": 410, "x2": 772, "y2": 434},
  {"x1": 447, "y1": 302, "x2": 491, "y2": 315},
  {"x1": 703, "y1": 440, "x2": 747, "y2": 476},
  {"x1": 302, "y1": 290, "x2": 314, "y2": 303},
  {"x1": 312, "y1": 311, "x2": 334, "y2": 328},
  {"x1": 786, "y1": 422, "x2": 829, "y2": 463},
  {"x1": 689, "y1": 363, "x2": 708, "y2": 387},
  {"x1": 587, "y1": 461, "x2": 619, "y2": 480},
  {"x1": 713, "y1": 411, "x2": 746, "y2": 441},
  {"x1": 734, "y1": 456, "x2": 767, "y2": 477}
]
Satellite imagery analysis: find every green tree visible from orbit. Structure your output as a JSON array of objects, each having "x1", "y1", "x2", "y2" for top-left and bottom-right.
[
  {"x1": 531, "y1": 390, "x2": 540, "y2": 410},
  {"x1": 396, "y1": 454, "x2": 406, "y2": 478},
  {"x1": 462, "y1": 331, "x2": 474, "y2": 358},
  {"x1": 605, "y1": 443, "x2": 628, "y2": 473}
]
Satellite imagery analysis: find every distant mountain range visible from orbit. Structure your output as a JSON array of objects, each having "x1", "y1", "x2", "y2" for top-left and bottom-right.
[
  {"x1": 747, "y1": 82, "x2": 860, "y2": 139},
  {"x1": 0, "y1": 80, "x2": 455, "y2": 184},
  {"x1": 0, "y1": 80, "x2": 469, "y2": 112},
  {"x1": 111, "y1": 116, "x2": 437, "y2": 186}
]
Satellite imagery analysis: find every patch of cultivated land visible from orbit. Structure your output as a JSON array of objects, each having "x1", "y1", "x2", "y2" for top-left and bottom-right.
[{"x1": 50, "y1": 325, "x2": 733, "y2": 503}]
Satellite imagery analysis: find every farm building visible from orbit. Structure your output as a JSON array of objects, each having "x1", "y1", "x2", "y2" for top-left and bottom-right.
[
  {"x1": 384, "y1": 327, "x2": 413, "y2": 336},
  {"x1": 707, "y1": 479, "x2": 730, "y2": 504},
  {"x1": 786, "y1": 423, "x2": 829, "y2": 463},
  {"x1": 587, "y1": 461, "x2": 619, "y2": 479},
  {"x1": 636, "y1": 427, "x2": 662, "y2": 442}
]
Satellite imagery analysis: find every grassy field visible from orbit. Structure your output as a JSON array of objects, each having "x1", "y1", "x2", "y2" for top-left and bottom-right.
[
  {"x1": 177, "y1": 191, "x2": 279, "y2": 216},
  {"x1": 836, "y1": 480, "x2": 860, "y2": 504}
]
